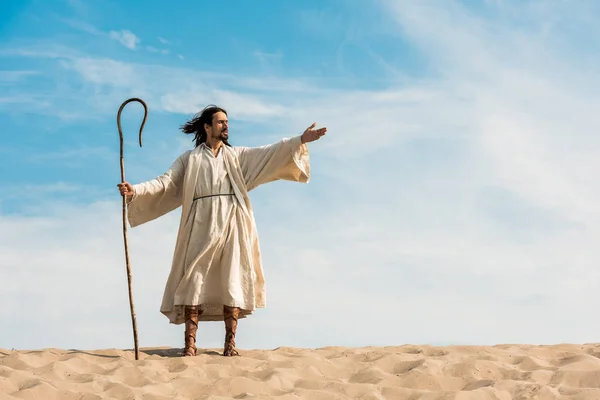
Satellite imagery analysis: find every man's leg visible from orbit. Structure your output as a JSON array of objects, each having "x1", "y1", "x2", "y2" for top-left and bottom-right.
[
  {"x1": 183, "y1": 305, "x2": 202, "y2": 357},
  {"x1": 223, "y1": 305, "x2": 240, "y2": 356}
]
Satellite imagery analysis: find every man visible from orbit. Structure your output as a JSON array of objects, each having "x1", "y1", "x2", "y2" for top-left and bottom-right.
[{"x1": 117, "y1": 105, "x2": 326, "y2": 357}]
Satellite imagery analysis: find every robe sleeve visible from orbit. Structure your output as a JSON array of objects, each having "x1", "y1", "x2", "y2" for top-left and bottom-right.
[
  {"x1": 234, "y1": 135, "x2": 310, "y2": 191},
  {"x1": 126, "y1": 151, "x2": 189, "y2": 228}
]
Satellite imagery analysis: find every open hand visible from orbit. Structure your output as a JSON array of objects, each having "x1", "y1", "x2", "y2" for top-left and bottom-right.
[
  {"x1": 117, "y1": 182, "x2": 135, "y2": 197},
  {"x1": 301, "y1": 122, "x2": 327, "y2": 144}
]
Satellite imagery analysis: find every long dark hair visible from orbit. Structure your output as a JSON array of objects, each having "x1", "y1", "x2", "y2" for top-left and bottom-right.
[{"x1": 180, "y1": 104, "x2": 231, "y2": 147}]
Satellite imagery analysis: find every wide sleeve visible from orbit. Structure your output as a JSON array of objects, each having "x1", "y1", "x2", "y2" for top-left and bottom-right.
[
  {"x1": 234, "y1": 135, "x2": 310, "y2": 191},
  {"x1": 126, "y1": 151, "x2": 189, "y2": 227}
]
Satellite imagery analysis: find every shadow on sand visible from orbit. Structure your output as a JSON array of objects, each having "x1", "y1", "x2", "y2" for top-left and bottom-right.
[
  {"x1": 66, "y1": 350, "x2": 122, "y2": 359},
  {"x1": 141, "y1": 348, "x2": 222, "y2": 358}
]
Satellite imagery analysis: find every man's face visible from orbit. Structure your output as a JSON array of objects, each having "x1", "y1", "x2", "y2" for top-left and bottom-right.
[{"x1": 208, "y1": 111, "x2": 228, "y2": 141}]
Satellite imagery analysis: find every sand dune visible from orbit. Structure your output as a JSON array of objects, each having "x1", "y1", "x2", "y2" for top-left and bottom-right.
[{"x1": 1, "y1": 343, "x2": 600, "y2": 399}]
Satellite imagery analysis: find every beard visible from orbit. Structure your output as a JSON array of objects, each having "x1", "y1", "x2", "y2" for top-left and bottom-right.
[{"x1": 212, "y1": 129, "x2": 228, "y2": 141}]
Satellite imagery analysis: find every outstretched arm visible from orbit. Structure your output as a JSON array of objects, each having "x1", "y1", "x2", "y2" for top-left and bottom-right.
[{"x1": 235, "y1": 123, "x2": 327, "y2": 191}]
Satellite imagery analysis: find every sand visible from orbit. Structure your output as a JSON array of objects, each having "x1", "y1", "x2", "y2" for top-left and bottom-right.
[{"x1": 2, "y1": 343, "x2": 600, "y2": 399}]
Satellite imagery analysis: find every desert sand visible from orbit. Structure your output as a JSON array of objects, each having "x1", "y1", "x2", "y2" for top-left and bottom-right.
[{"x1": 2, "y1": 343, "x2": 600, "y2": 399}]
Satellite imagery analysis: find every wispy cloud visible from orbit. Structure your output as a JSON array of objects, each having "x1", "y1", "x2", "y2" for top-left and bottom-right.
[
  {"x1": 0, "y1": 182, "x2": 81, "y2": 199},
  {"x1": 0, "y1": 47, "x2": 310, "y2": 121},
  {"x1": 253, "y1": 50, "x2": 283, "y2": 64},
  {"x1": 65, "y1": 0, "x2": 89, "y2": 16},
  {"x1": 146, "y1": 46, "x2": 169, "y2": 55},
  {"x1": 27, "y1": 145, "x2": 115, "y2": 165},
  {"x1": 0, "y1": 43, "x2": 82, "y2": 59},
  {"x1": 0, "y1": 70, "x2": 39, "y2": 82},
  {"x1": 59, "y1": 18, "x2": 141, "y2": 51},
  {"x1": 108, "y1": 30, "x2": 140, "y2": 50},
  {"x1": 379, "y1": 0, "x2": 600, "y2": 222},
  {"x1": 60, "y1": 18, "x2": 104, "y2": 37},
  {"x1": 0, "y1": 94, "x2": 49, "y2": 107}
]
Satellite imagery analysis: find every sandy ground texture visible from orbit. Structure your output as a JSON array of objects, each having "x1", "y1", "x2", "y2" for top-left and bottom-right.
[{"x1": 1, "y1": 343, "x2": 600, "y2": 399}]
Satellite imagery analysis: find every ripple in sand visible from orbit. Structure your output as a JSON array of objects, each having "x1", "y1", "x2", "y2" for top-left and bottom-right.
[
  {"x1": 348, "y1": 367, "x2": 385, "y2": 384},
  {"x1": 392, "y1": 359, "x2": 426, "y2": 374},
  {"x1": 102, "y1": 381, "x2": 136, "y2": 399},
  {"x1": 167, "y1": 361, "x2": 189, "y2": 373},
  {"x1": 4, "y1": 344, "x2": 600, "y2": 399},
  {"x1": 462, "y1": 379, "x2": 494, "y2": 391}
]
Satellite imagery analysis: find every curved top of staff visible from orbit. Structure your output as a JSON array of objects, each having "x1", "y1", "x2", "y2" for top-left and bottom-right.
[{"x1": 117, "y1": 97, "x2": 148, "y2": 148}]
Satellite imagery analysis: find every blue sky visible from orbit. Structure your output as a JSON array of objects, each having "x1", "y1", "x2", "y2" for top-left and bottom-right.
[{"x1": 2, "y1": 0, "x2": 600, "y2": 352}]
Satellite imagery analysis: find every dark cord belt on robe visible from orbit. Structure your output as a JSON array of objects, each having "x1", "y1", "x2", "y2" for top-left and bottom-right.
[{"x1": 193, "y1": 193, "x2": 235, "y2": 201}]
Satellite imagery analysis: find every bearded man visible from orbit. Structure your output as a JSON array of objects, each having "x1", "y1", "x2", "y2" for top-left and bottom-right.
[{"x1": 117, "y1": 105, "x2": 326, "y2": 357}]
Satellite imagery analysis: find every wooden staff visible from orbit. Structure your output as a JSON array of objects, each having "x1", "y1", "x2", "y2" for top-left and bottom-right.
[{"x1": 117, "y1": 97, "x2": 148, "y2": 361}]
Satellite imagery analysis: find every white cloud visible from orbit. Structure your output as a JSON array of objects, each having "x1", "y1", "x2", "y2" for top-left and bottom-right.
[
  {"x1": 253, "y1": 50, "x2": 283, "y2": 65},
  {"x1": 109, "y1": 30, "x2": 140, "y2": 50},
  {"x1": 59, "y1": 19, "x2": 142, "y2": 52},
  {"x1": 146, "y1": 46, "x2": 169, "y2": 55},
  {"x1": 39, "y1": 54, "x2": 306, "y2": 121},
  {"x1": 0, "y1": 94, "x2": 49, "y2": 107},
  {"x1": 61, "y1": 18, "x2": 104, "y2": 36},
  {"x1": 0, "y1": 70, "x2": 39, "y2": 82},
  {"x1": 2, "y1": 182, "x2": 80, "y2": 195},
  {"x1": 65, "y1": 0, "x2": 89, "y2": 17},
  {"x1": 26, "y1": 145, "x2": 115, "y2": 164},
  {"x1": 380, "y1": 0, "x2": 600, "y2": 221},
  {"x1": 68, "y1": 57, "x2": 140, "y2": 86}
]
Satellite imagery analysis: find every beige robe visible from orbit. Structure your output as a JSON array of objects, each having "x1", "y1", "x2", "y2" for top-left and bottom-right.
[{"x1": 127, "y1": 135, "x2": 310, "y2": 323}]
